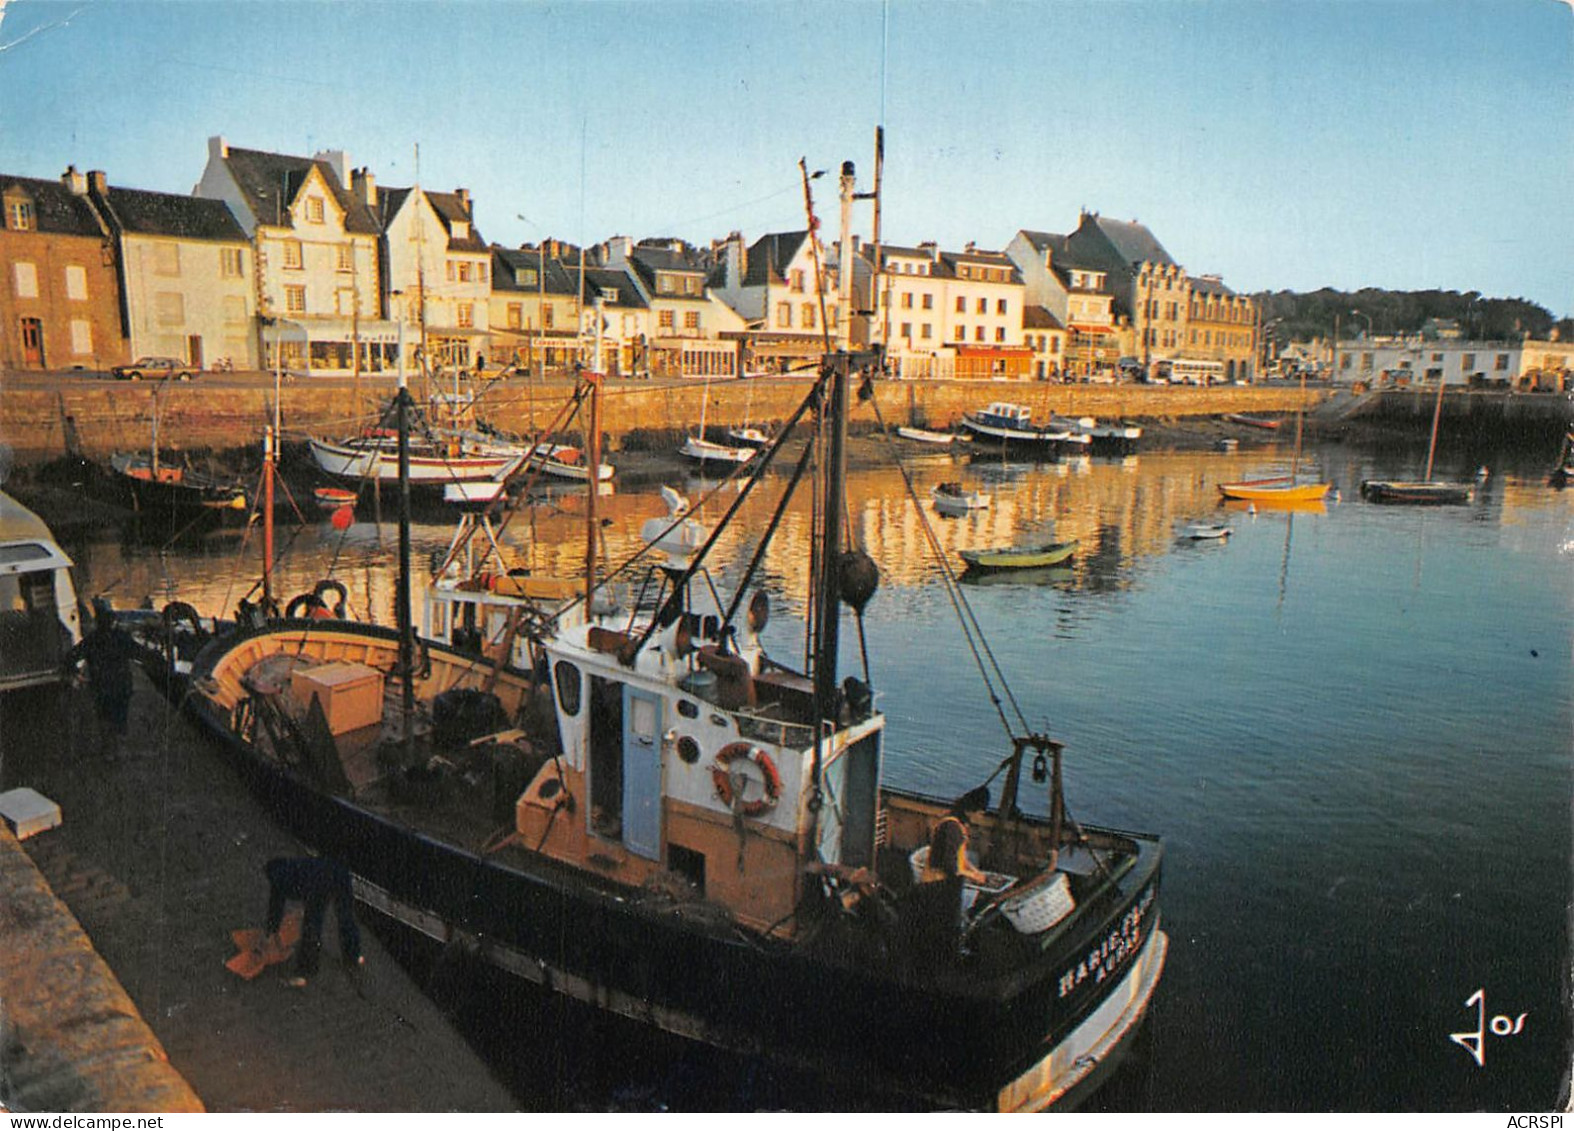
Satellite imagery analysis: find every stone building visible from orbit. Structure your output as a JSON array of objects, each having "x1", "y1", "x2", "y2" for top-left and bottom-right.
[{"x1": 0, "y1": 171, "x2": 126, "y2": 370}]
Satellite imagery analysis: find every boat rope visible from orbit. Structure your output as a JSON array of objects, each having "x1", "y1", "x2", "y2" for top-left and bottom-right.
[{"x1": 863, "y1": 390, "x2": 1032, "y2": 743}]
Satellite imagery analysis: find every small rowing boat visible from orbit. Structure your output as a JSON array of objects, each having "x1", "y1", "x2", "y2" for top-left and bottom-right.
[{"x1": 959, "y1": 538, "x2": 1078, "y2": 573}]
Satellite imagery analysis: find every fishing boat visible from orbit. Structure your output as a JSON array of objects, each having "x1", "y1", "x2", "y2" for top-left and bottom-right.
[
  {"x1": 108, "y1": 383, "x2": 248, "y2": 515},
  {"x1": 896, "y1": 426, "x2": 958, "y2": 446},
  {"x1": 168, "y1": 160, "x2": 1166, "y2": 1109},
  {"x1": 308, "y1": 432, "x2": 524, "y2": 485},
  {"x1": 172, "y1": 342, "x2": 1165, "y2": 1110},
  {"x1": 1222, "y1": 413, "x2": 1280, "y2": 430},
  {"x1": 108, "y1": 453, "x2": 249, "y2": 515},
  {"x1": 960, "y1": 403, "x2": 1072, "y2": 458},
  {"x1": 1179, "y1": 521, "x2": 1231, "y2": 541},
  {"x1": 1358, "y1": 380, "x2": 1476, "y2": 506},
  {"x1": 0, "y1": 487, "x2": 83, "y2": 692},
  {"x1": 959, "y1": 538, "x2": 1078, "y2": 573},
  {"x1": 932, "y1": 481, "x2": 991, "y2": 516}
]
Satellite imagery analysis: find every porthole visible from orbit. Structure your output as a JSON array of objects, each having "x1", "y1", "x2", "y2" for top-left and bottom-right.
[
  {"x1": 677, "y1": 700, "x2": 699, "y2": 719},
  {"x1": 676, "y1": 736, "x2": 700, "y2": 765}
]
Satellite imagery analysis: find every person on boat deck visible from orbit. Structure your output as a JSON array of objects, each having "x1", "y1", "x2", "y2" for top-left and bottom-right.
[
  {"x1": 61, "y1": 600, "x2": 137, "y2": 761},
  {"x1": 262, "y1": 856, "x2": 363, "y2": 988},
  {"x1": 922, "y1": 816, "x2": 988, "y2": 885}
]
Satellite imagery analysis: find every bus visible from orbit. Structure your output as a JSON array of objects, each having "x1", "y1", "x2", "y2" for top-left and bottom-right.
[
  {"x1": 1166, "y1": 358, "x2": 1227, "y2": 386},
  {"x1": 0, "y1": 490, "x2": 82, "y2": 692}
]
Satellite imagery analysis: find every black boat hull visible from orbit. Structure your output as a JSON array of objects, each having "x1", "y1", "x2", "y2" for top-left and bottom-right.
[{"x1": 170, "y1": 621, "x2": 1165, "y2": 1110}]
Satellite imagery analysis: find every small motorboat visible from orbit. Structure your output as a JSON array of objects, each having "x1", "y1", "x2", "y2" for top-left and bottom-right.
[
  {"x1": 313, "y1": 486, "x2": 357, "y2": 511},
  {"x1": 1222, "y1": 413, "x2": 1281, "y2": 430},
  {"x1": 679, "y1": 435, "x2": 756, "y2": 466},
  {"x1": 959, "y1": 538, "x2": 1078, "y2": 573},
  {"x1": 932, "y1": 481, "x2": 991, "y2": 516},
  {"x1": 896, "y1": 426, "x2": 958, "y2": 446},
  {"x1": 1180, "y1": 521, "x2": 1231, "y2": 540},
  {"x1": 1215, "y1": 437, "x2": 1239, "y2": 452},
  {"x1": 727, "y1": 426, "x2": 772, "y2": 449}
]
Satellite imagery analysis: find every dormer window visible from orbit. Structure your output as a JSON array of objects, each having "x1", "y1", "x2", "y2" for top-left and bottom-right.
[
  {"x1": 452, "y1": 220, "x2": 470, "y2": 240},
  {"x1": 600, "y1": 287, "x2": 618, "y2": 303},
  {"x1": 5, "y1": 197, "x2": 34, "y2": 231},
  {"x1": 516, "y1": 267, "x2": 537, "y2": 287}
]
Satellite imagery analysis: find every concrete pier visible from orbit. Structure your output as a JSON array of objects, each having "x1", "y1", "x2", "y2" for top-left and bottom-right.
[{"x1": 0, "y1": 674, "x2": 519, "y2": 1112}]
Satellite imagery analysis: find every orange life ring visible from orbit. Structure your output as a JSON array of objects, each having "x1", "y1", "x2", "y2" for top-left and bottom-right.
[{"x1": 711, "y1": 742, "x2": 781, "y2": 818}]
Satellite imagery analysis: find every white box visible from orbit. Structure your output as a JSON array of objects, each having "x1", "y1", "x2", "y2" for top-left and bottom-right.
[{"x1": 0, "y1": 787, "x2": 62, "y2": 840}]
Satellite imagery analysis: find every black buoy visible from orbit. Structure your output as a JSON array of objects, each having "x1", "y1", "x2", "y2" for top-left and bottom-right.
[{"x1": 837, "y1": 550, "x2": 879, "y2": 613}]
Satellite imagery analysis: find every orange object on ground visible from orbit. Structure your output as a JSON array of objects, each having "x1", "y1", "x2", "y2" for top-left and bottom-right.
[{"x1": 224, "y1": 909, "x2": 302, "y2": 979}]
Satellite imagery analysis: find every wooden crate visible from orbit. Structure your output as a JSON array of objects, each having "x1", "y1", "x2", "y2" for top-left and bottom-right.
[{"x1": 289, "y1": 661, "x2": 384, "y2": 736}]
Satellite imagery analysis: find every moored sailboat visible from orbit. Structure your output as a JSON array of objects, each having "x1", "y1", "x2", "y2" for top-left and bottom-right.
[{"x1": 1359, "y1": 379, "x2": 1476, "y2": 505}]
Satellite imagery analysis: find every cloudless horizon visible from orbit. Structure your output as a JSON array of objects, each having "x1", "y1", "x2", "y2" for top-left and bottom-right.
[{"x1": 1, "y1": 0, "x2": 1569, "y2": 315}]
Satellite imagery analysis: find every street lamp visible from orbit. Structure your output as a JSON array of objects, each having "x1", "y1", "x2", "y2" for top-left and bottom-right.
[{"x1": 1350, "y1": 309, "x2": 1373, "y2": 340}]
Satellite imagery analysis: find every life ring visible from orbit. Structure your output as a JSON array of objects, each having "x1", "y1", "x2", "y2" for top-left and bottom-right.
[
  {"x1": 711, "y1": 742, "x2": 781, "y2": 818},
  {"x1": 285, "y1": 592, "x2": 334, "y2": 620},
  {"x1": 312, "y1": 578, "x2": 348, "y2": 618}
]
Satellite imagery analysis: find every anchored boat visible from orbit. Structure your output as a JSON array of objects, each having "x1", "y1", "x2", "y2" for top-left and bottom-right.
[{"x1": 959, "y1": 538, "x2": 1079, "y2": 573}]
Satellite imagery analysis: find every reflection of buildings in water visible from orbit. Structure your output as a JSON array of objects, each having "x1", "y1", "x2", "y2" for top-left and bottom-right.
[{"x1": 77, "y1": 447, "x2": 1370, "y2": 625}]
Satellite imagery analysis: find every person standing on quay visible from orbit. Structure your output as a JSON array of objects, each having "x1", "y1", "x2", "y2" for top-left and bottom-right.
[
  {"x1": 61, "y1": 599, "x2": 137, "y2": 761},
  {"x1": 263, "y1": 856, "x2": 364, "y2": 988}
]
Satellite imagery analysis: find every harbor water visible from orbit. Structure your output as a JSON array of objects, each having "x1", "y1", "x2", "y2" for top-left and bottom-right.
[{"x1": 45, "y1": 432, "x2": 1573, "y2": 1111}]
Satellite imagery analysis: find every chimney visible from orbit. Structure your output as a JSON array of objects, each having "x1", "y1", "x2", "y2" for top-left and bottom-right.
[
  {"x1": 88, "y1": 170, "x2": 108, "y2": 196},
  {"x1": 208, "y1": 135, "x2": 229, "y2": 163},
  {"x1": 918, "y1": 240, "x2": 938, "y2": 262},
  {"x1": 352, "y1": 167, "x2": 377, "y2": 208},
  {"x1": 455, "y1": 187, "x2": 470, "y2": 213},
  {"x1": 605, "y1": 235, "x2": 632, "y2": 267},
  {"x1": 61, "y1": 165, "x2": 87, "y2": 195},
  {"x1": 964, "y1": 240, "x2": 976, "y2": 254},
  {"x1": 312, "y1": 148, "x2": 352, "y2": 189}
]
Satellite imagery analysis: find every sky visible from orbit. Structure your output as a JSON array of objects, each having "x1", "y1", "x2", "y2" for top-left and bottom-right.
[{"x1": 0, "y1": 0, "x2": 1569, "y2": 315}]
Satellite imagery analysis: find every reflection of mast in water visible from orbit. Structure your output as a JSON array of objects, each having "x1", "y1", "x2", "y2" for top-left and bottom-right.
[{"x1": 1277, "y1": 511, "x2": 1295, "y2": 611}]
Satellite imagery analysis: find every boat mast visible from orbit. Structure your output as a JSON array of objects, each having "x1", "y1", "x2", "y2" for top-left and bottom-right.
[
  {"x1": 395, "y1": 369, "x2": 416, "y2": 751},
  {"x1": 584, "y1": 372, "x2": 601, "y2": 607},
  {"x1": 1423, "y1": 374, "x2": 1446, "y2": 482},
  {"x1": 810, "y1": 163, "x2": 859, "y2": 804}
]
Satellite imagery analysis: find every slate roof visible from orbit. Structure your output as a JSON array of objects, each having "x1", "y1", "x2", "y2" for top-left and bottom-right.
[
  {"x1": 425, "y1": 191, "x2": 488, "y2": 253},
  {"x1": 220, "y1": 146, "x2": 379, "y2": 234},
  {"x1": 491, "y1": 246, "x2": 579, "y2": 296},
  {"x1": 1069, "y1": 213, "x2": 1177, "y2": 273},
  {"x1": 1022, "y1": 305, "x2": 1063, "y2": 330},
  {"x1": 1189, "y1": 275, "x2": 1235, "y2": 298},
  {"x1": 0, "y1": 175, "x2": 107, "y2": 238},
  {"x1": 742, "y1": 230, "x2": 810, "y2": 287},
  {"x1": 935, "y1": 248, "x2": 1022, "y2": 284},
  {"x1": 99, "y1": 186, "x2": 248, "y2": 242},
  {"x1": 578, "y1": 266, "x2": 646, "y2": 309},
  {"x1": 1017, "y1": 229, "x2": 1062, "y2": 253},
  {"x1": 628, "y1": 239, "x2": 708, "y2": 298}
]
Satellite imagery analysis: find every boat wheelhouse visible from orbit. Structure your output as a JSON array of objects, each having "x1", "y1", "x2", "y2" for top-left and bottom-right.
[
  {"x1": 960, "y1": 402, "x2": 1071, "y2": 457},
  {"x1": 0, "y1": 490, "x2": 82, "y2": 692}
]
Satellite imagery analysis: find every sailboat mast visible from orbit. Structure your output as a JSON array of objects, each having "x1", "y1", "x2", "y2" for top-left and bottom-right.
[{"x1": 1423, "y1": 375, "x2": 1446, "y2": 482}]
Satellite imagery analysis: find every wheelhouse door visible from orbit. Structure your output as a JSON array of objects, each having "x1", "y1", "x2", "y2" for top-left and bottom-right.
[{"x1": 620, "y1": 686, "x2": 663, "y2": 860}]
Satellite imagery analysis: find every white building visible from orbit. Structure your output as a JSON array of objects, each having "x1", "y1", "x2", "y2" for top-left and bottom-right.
[
  {"x1": 1333, "y1": 338, "x2": 1527, "y2": 386},
  {"x1": 87, "y1": 171, "x2": 257, "y2": 369},
  {"x1": 196, "y1": 136, "x2": 392, "y2": 374},
  {"x1": 372, "y1": 180, "x2": 491, "y2": 370},
  {"x1": 710, "y1": 230, "x2": 836, "y2": 373}
]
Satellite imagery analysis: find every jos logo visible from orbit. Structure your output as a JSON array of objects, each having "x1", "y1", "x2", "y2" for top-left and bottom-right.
[{"x1": 1449, "y1": 988, "x2": 1527, "y2": 1068}]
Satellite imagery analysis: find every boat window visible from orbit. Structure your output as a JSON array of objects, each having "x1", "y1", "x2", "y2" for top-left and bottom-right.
[
  {"x1": 676, "y1": 699, "x2": 698, "y2": 719},
  {"x1": 0, "y1": 543, "x2": 51, "y2": 567},
  {"x1": 554, "y1": 660, "x2": 582, "y2": 716},
  {"x1": 676, "y1": 736, "x2": 700, "y2": 765}
]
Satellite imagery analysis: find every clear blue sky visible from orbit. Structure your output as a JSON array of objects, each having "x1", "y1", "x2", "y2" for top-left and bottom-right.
[{"x1": 2, "y1": 0, "x2": 1569, "y2": 315}]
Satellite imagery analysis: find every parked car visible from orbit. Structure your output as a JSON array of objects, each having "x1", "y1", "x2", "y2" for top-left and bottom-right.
[{"x1": 112, "y1": 356, "x2": 194, "y2": 381}]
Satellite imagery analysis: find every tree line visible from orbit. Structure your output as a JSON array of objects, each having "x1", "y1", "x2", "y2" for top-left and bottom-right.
[{"x1": 1251, "y1": 288, "x2": 1572, "y2": 344}]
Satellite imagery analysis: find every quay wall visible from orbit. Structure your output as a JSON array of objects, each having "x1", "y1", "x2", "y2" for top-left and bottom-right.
[
  {"x1": 0, "y1": 825, "x2": 204, "y2": 1113},
  {"x1": 1361, "y1": 387, "x2": 1574, "y2": 432},
  {"x1": 0, "y1": 374, "x2": 1326, "y2": 463}
]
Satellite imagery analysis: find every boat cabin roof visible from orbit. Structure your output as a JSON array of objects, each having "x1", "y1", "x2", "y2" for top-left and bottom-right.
[{"x1": 0, "y1": 492, "x2": 73, "y2": 574}]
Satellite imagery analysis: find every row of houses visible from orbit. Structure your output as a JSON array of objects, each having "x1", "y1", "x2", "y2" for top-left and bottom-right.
[{"x1": 0, "y1": 136, "x2": 1262, "y2": 381}]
